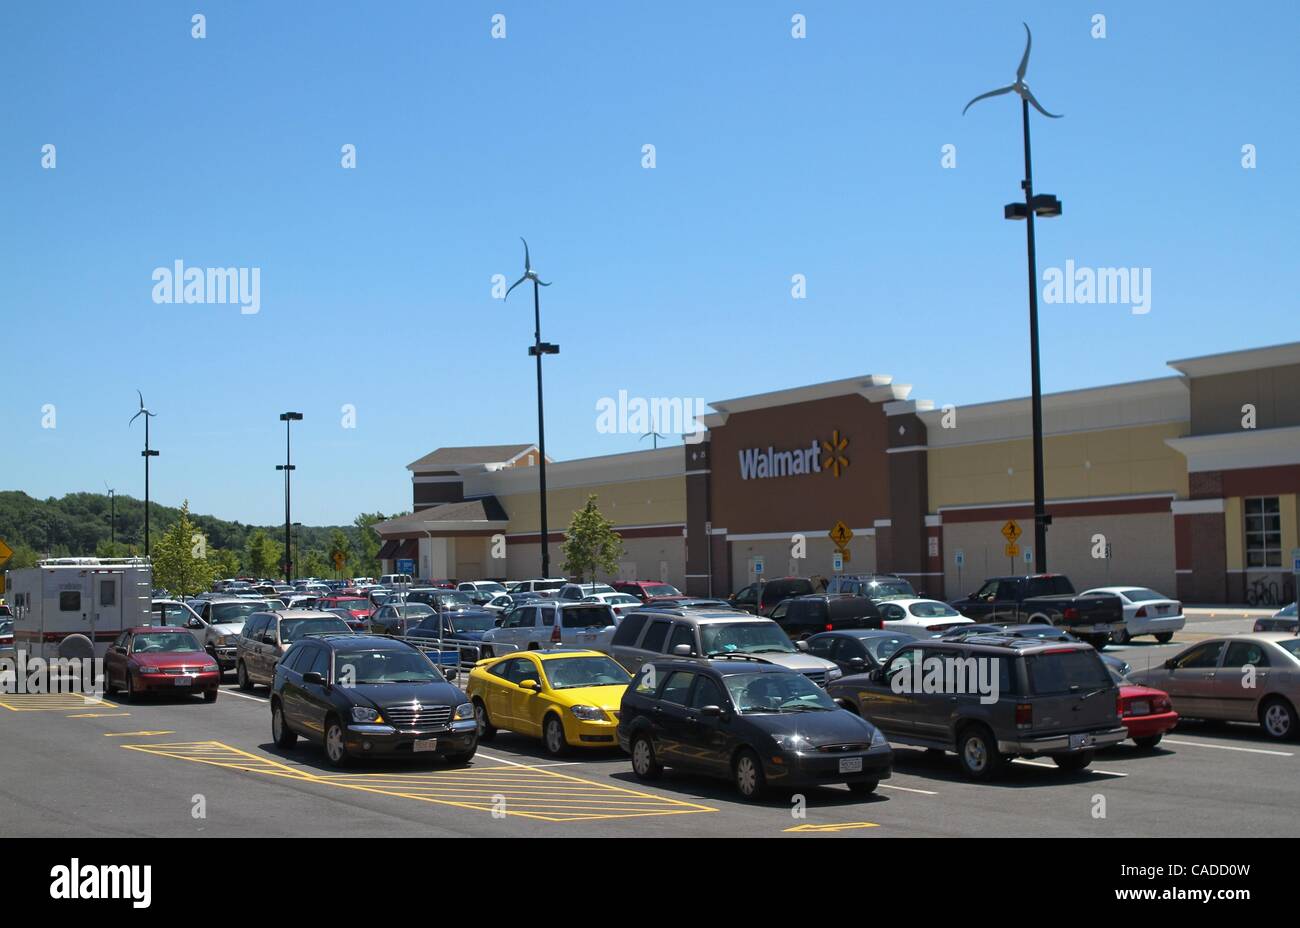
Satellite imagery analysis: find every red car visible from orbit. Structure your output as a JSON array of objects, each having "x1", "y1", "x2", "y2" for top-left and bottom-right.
[
  {"x1": 102, "y1": 626, "x2": 221, "y2": 702},
  {"x1": 317, "y1": 596, "x2": 372, "y2": 630},
  {"x1": 1117, "y1": 679, "x2": 1178, "y2": 750},
  {"x1": 612, "y1": 580, "x2": 689, "y2": 603}
]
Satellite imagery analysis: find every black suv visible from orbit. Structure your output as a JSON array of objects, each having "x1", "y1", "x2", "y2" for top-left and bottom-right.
[
  {"x1": 768, "y1": 595, "x2": 883, "y2": 640},
  {"x1": 619, "y1": 657, "x2": 892, "y2": 800},
  {"x1": 827, "y1": 636, "x2": 1126, "y2": 780},
  {"x1": 728, "y1": 577, "x2": 824, "y2": 615},
  {"x1": 270, "y1": 634, "x2": 477, "y2": 768}
]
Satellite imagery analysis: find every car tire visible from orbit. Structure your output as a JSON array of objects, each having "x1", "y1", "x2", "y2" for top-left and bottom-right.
[
  {"x1": 237, "y1": 661, "x2": 253, "y2": 692},
  {"x1": 1111, "y1": 626, "x2": 1131, "y2": 645},
  {"x1": 957, "y1": 725, "x2": 1005, "y2": 781},
  {"x1": 1133, "y1": 734, "x2": 1162, "y2": 750},
  {"x1": 543, "y1": 714, "x2": 569, "y2": 757},
  {"x1": 1259, "y1": 696, "x2": 1297, "y2": 741},
  {"x1": 733, "y1": 749, "x2": 767, "y2": 801},
  {"x1": 126, "y1": 671, "x2": 143, "y2": 703},
  {"x1": 271, "y1": 700, "x2": 297, "y2": 748},
  {"x1": 1051, "y1": 750, "x2": 1094, "y2": 772},
  {"x1": 324, "y1": 717, "x2": 350, "y2": 767},
  {"x1": 473, "y1": 699, "x2": 497, "y2": 741},
  {"x1": 1154, "y1": 632, "x2": 1174, "y2": 644},
  {"x1": 847, "y1": 780, "x2": 879, "y2": 795},
  {"x1": 630, "y1": 734, "x2": 662, "y2": 780},
  {"x1": 101, "y1": 669, "x2": 115, "y2": 696},
  {"x1": 203, "y1": 688, "x2": 218, "y2": 704}
]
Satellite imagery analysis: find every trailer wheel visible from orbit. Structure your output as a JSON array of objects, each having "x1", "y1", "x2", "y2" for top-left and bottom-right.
[{"x1": 58, "y1": 633, "x2": 95, "y2": 661}]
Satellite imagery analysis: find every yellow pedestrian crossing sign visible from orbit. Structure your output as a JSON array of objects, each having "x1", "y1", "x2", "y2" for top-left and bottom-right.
[
  {"x1": 0, "y1": 538, "x2": 12, "y2": 567},
  {"x1": 1001, "y1": 520, "x2": 1021, "y2": 544},
  {"x1": 829, "y1": 521, "x2": 853, "y2": 547},
  {"x1": 1004, "y1": 542, "x2": 1020, "y2": 559}
]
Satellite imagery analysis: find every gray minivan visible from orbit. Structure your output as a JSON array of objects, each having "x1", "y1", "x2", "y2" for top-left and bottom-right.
[
  {"x1": 826, "y1": 635, "x2": 1127, "y2": 780},
  {"x1": 604, "y1": 608, "x2": 842, "y2": 686}
]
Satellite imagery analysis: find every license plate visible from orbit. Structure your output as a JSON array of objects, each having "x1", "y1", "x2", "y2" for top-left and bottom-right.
[
  {"x1": 1130, "y1": 700, "x2": 1150, "y2": 716},
  {"x1": 1069, "y1": 733, "x2": 1092, "y2": 750},
  {"x1": 838, "y1": 757, "x2": 864, "y2": 774},
  {"x1": 174, "y1": 676, "x2": 193, "y2": 687},
  {"x1": 413, "y1": 739, "x2": 439, "y2": 753}
]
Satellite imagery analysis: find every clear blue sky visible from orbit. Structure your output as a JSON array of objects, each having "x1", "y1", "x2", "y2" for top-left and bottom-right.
[{"x1": 4, "y1": 1, "x2": 1296, "y2": 525}]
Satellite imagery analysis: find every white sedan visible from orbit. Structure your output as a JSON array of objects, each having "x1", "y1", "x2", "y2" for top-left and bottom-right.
[
  {"x1": 581, "y1": 592, "x2": 643, "y2": 618},
  {"x1": 876, "y1": 599, "x2": 974, "y2": 635},
  {"x1": 1081, "y1": 587, "x2": 1184, "y2": 644}
]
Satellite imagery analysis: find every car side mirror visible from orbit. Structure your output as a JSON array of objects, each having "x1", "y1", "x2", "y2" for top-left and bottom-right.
[
  {"x1": 188, "y1": 619, "x2": 203, "y2": 629},
  {"x1": 302, "y1": 671, "x2": 324, "y2": 686},
  {"x1": 519, "y1": 679, "x2": 540, "y2": 691},
  {"x1": 1164, "y1": 659, "x2": 1176, "y2": 670},
  {"x1": 114, "y1": 646, "x2": 126, "y2": 655},
  {"x1": 699, "y1": 705, "x2": 723, "y2": 718},
  {"x1": 794, "y1": 640, "x2": 809, "y2": 652},
  {"x1": 672, "y1": 644, "x2": 693, "y2": 656},
  {"x1": 869, "y1": 668, "x2": 885, "y2": 683},
  {"x1": 848, "y1": 657, "x2": 866, "y2": 671}
]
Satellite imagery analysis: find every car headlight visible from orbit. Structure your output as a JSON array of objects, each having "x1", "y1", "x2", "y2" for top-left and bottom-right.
[
  {"x1": 204, "y1": 662, "x2": 219, "y2": 673},
  {"x1": 869, "y1": 727, "x2": 887, "y2": 748},
  {"x1": 453, "y1": 703, "x2": 474, "y2": 721},
  {"x1": 774, "y1": 733, "x2": 808, "y2": 750},
  {"x1": 569, "y1": 705, "x2": 606, "y2": 722},
  {"x1": 351, "y1": 707, "x2": 381, "y2": 723}
]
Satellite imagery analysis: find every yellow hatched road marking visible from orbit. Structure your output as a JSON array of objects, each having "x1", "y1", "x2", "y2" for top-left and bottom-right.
[
  {"x1": 122, "y1": 740, "x2": 716, "y2": 822},
  {"x1": 785, "y1": 821, "x2": 880, "y2": 833},
  {"x1": 0, "y1": 693, "x2": 118, "y2": 712}
]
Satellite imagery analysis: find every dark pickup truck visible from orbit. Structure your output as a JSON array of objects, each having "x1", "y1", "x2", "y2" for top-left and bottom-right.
[{"x1": 950, "y1": 574, "x2": 1123, "y2": 646}]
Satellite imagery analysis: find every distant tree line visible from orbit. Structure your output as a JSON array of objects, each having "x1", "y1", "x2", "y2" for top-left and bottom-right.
[{"x1": 0, "y1": 490, "x2": 398, "y2": 582}]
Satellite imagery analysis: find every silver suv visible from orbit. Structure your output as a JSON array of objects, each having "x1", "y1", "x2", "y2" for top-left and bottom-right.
[{"x1": 604, "y1": 608, "x2": 842, "y2": 687}]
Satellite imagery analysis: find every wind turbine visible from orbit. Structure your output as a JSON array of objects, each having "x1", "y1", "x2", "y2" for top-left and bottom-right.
[
  {"x1": 129, "y1": 391, "x2": 159, "y2": 556},
  {"x1": 963, "y1": 22, "x2": 1064, "y2": 574},
  {"x1": 640, "y1": 430, "x2": 667, "y2": 449},
  {"x1": 505, "y1": 238, "x2": 559, "y2": 578}
]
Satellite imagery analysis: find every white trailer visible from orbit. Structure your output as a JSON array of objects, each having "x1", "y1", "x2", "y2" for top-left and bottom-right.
[{"x1": 4, "y1": 558, "x2": 153, "y2": 660}]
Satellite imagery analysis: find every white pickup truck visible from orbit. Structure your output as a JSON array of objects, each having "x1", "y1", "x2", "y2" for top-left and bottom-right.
[{"x1": 479, "y1": 601, "x2": 618, "y2": 658}]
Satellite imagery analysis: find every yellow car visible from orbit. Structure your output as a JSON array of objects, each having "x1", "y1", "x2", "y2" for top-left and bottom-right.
[{"x1": 466, "y1": 649, "x2": 632, "y2": 755}]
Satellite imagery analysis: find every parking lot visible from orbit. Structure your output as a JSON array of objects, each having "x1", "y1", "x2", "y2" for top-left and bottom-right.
[{"x1": 3, "y1": 609, "x2": 1295, "y2": 839}]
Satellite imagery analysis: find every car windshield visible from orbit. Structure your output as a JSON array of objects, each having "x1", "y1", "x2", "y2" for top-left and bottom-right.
[
  {"x1": 476, "y1": 582, "x2": 507, "y2": 593},
  {"x1": 334, "y1": 598, "x2": 368, "y2": 609},
  {"x1": 0, "y1": 620, "x2": 15, "y2": 634},
  {"x1": 1278, "y1": 603, "x2": 1298, "y2": 617},
  {"x1": 1274, "y1": 639, "x2": 1300, "y2": 659},
  {"x1": 1119, "y1": 588, "x2": 1164, "y2": 602},
  {"x1": 644, "y1": 584, "x2": 681, "y2": 597},
  {"x1": 132, "y1": 632, "x2": 201, "y2": 653},
  {"x1": 604, "y1": 594, "x2": 640, "y2": 605},
  {"x1": 211, "y1": 602, "x2": 265, "y2": 625},
  {"x1": 153, "y1": 603, "x2": 194, "y2": 624},
  {"x1": 448, "y1": 613, "x2": 496, "y2": 632},
  {"x1": 334, "y1": 649, "x2": 442, "y2": 684},
  {"x1": 543, "y1": 656, "x2": 631, "y2": 689},
  {"x1": 700, "y1": 622, "x2": 796, "y2": 656},
  {"x1": 393, "y1": 604, "x2": 434, "y2": 616},
  {"x1": 534, "y1": 581, "x2": 565, "y2": 592},
  {"x1": 908, "y1": 601, "x2": 960, "y2": 618},
  {"x1": 725, "y1": 672, "x2": 837, "y2": 713},
  {"x1": 280, "y1": 617, "x2": 352, "y2": 641},
  {"x1": 863, "y1": 635, "x2": 916, "y2": 660},
  {"x1": 866, "y1": 579, "x2": 916, "y2": 598}
]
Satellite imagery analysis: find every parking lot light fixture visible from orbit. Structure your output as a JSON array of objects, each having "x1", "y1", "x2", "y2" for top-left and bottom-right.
[
  {"x1": 964, "y1": 22, "x2": 1064, "y2": 574},
  {"x1": 277, "y1": 412, "x2": 303, "y2": 582}
]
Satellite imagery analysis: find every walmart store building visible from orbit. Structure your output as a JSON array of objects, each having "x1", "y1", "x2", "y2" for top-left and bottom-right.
[{"x1": 374, "y1": 341, "x2": 1300, "y2": 605}]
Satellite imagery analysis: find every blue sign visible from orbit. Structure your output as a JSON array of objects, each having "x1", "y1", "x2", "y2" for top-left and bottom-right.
[
  {"x1": 753, "y1": 558, "x2": 765, "y2": 576},
  {"x1": 396, "y1": 558, "x2": 415, "y2": 576}
]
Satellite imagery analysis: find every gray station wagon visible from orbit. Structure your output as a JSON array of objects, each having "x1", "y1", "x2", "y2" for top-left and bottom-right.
[{"x1": 826, "y1": 635, "x2": 1127, "y2": 780}]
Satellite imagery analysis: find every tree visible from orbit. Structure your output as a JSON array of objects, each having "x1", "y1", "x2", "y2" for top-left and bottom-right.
[
  {"x1": 561, "y1": 495, "x2": 623, "y2": 584},
  {"x1": 150, "y1": 501, "x2": 218, "y2": 599},
  {"x1": 208, "y1": 547, "x2": 242, "y2": 581},
  {"x1": 327, "y1": 528, "x2": 351, "y2": 579},
  {"x1": 353, "y1": 512, "x2": 391, "y2": 577},
  {"x1": 243, "y1": 530, "x2": 283, "y2": 579},
  {"x1": 299, "y1": 548, "x2": 331, "y2": 579}
]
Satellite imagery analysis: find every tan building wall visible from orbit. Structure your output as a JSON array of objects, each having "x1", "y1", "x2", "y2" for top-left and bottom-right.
[
  {"x1": 495, "y1": 476, "x2": 686, "y2": 536},
  {"x1": 728, "y1": 534, "x2": 878, "y2": 589},
  {"x1": 928, "y1": 423, "x2": 1189, "y2": 512},
  {"x1": 504, "y1": 536, "x2": 686, "y2": 589},
  {"x1": 942, "y1": 512, "x2": 1177, "y2": 599}
]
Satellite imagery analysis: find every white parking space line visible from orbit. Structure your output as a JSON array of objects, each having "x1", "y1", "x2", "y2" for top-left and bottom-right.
[
  {"x1": 1162, "y1": 738, "x2": 1293, "y2": 757},
  {"x1": 1012, "y1": 759, "x2": 1128, "y2": 777},
  {"x1": 879, "y1": 783, "x2": 939, "y2": 796},
  {"x1": 219, "y1": 688, "x2": 267, "y2": 703}
]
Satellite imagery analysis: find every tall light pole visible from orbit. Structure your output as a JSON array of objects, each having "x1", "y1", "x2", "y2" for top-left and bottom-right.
[
  {"x1": 277, "y1": 412, "x2": 303, "y2": 582},
  {"x1": 129, "y1": 391, "x2": 159, "y2": 556},
  {"x1": 964, "y1": 23, "x2": 1063, "y2": 573},
  {"x1": 505, "y1": 238, "x2": 559, "y2": 578},
  {"x1": 105, "y1": 482, "x2": 116, "y2": 547}
]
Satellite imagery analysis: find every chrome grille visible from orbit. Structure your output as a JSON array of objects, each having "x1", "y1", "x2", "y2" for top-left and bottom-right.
[
  {"x1": 802, "y1": 670, "x2": 827, "y2": 686},
  {"x1": 156, "y1": 666, "x2": 206, "y2": 675},
  {"x1": 383, "y1": 702, "x2": 452, "y2": 729},
  {"x1": 816, "y1": 742, "x2": 870, "y2": 753}
]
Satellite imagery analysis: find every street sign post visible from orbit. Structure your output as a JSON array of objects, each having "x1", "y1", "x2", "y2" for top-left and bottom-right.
[
  {"x1": 396, "y1": 558, "x2": 415, "y2": 576},
  {"x1": 1023, "y1": 548, "x2": 1033, "y2": 567},
  {"x1": 954, "y1": 550, "x2": 965, "y2": 595},
  {"x1": 829, "y1": 521, "x2": 854, "y2": 548},
  {"x1": 0, "y1": 538, "x2": 12, "y2": 568},
  {"x1": 832, "y1": 551, "x2": 844, "y2": 573},
  {"x1": 754, "y1": 557, "x2": 764, "y2": 577},
  {"x1": 1001, "y1": 520, "x2": 1022, "y2": 544}
]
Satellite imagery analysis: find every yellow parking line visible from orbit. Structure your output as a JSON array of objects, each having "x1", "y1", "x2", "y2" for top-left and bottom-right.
[
  {"x1": 105, "y1": 730, "x2": 175, "y2": 737},
  {"x1": 0, "y1": 694, "x2": 118, "y2": 711},
  {"x1": 121, "y1": 740, "x2": 716, "y2": 822},
  {"x1": 786, "y1": 821, "x2": 880, "y2": 833}
]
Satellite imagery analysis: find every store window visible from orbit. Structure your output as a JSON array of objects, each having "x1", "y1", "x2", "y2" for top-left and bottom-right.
[{"x1": 1244, "y1": 497, "x2": 1281, "y2": 568}]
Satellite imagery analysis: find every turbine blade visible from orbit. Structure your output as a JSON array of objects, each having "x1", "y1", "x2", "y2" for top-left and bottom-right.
[
  {"x1": 537, "y1": 279, "x2": 551, "y2": 287},
  {"x1": 505, "y1": 274, "x2": 528, "y2": 299},
  {"x1": 520, "y1": 237, "x2": 531, "y2": 273},
  {"x1": 962, "y1": 84, "x2": 1014, "y2": 115},
  {"x1": 130, "y1": 410, "x2": 142, "y2": 425},
  {"x1": 1017, "y1": 23, "x2": 1032, "y2": 82},
  {"x1": 136, "y1": 389, "x2": 144, "y2": 409},
  {"x1": 1024, "y1": 88, "x2": 1062, "y2": 118}
]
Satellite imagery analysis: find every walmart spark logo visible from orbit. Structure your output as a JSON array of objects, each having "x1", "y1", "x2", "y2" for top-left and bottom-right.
[{"x1": 821, "y1": 430, "x2": 849, "y2": 478}]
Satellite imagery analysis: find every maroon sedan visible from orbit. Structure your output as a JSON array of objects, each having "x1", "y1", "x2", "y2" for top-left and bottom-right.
[{"x1": 102, "y1": 626, "x2": 221, "y2": 702}]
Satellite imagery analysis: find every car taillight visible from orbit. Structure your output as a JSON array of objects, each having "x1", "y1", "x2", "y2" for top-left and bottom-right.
[
  {"x1": 1253, "y1": 621, "x2": 1264, "y2": 632},
  {"x1": 825, "y1": 624, "x2": 834, "y2": 631},
  {"x1": 1063, "y1": 607, "x2": 1079, "y2": 620},
  {"x1": 1135, "y1": 606, "x2": 1147, "y2": 618},
  {"x1": 1015, "y1": 703, "x2": 1032, "y2": 728},
  {"x1": 1117, "y1": 694, "x2": 1124, "y2": 717},
  {"x1": 551, "y1": 622, "x2": 561, "y2": 642},
  {"x1": 1153, "y1": 696, "x2": 1172, "y2": 713}
]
